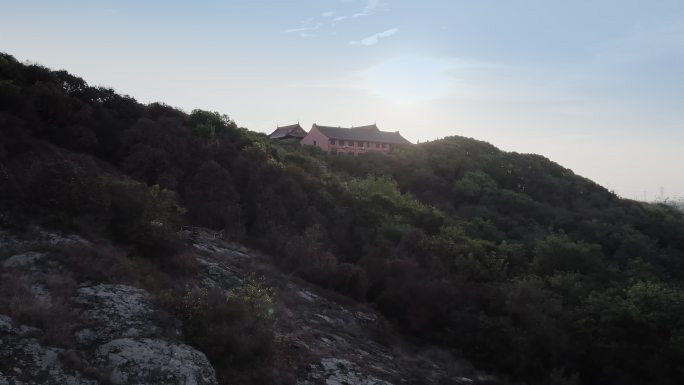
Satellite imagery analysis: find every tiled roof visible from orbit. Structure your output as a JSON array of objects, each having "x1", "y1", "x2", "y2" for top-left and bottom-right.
[
  {"x1": 313, "y1": 124, "x2": 412, "y2": 145},
  {"x1": 269, "y1": 123, "x2": 307, "y2": 139}
]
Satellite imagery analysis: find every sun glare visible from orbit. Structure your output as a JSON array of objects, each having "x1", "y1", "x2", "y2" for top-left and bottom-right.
[{"x1": 365, "y1": 56, "x2": 454, "y2": 103}]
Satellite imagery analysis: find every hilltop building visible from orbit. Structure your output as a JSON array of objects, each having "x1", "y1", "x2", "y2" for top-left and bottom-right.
[
  {"x1": 268, "y1": 123, "x2": 307, "y2": 140},
  {"x1": 300, "y1": 123, "x2": 411, "y2": 155}
]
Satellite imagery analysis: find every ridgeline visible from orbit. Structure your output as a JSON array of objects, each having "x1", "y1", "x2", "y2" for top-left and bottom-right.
[{"x1": 2, "y1": 52, "x2": 684, "y2": 385}]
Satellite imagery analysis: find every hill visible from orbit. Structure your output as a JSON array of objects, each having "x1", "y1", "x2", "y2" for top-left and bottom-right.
[{"x1": 2, "y1": 52, "x2": 684, "y2": 385}]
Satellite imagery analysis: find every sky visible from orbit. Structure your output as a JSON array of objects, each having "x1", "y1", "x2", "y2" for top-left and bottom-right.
[{"x1": 2, "y1": 0, "x2": 683, "y2": 200}]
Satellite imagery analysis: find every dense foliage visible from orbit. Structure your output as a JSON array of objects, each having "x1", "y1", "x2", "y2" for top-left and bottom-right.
[{"x1": 2, "y1": 52, "x2": 684, "y2": 385}]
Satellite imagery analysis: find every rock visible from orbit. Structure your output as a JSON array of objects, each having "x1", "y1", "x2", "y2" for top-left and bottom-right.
[
  {"x1": 0, "y1": 315, "x2": 13, "y2": 334},
  {"x1": 0, "y1": 227, "x2": 496, "y2": 385},
  {"x1": 0, "y1": 230, "x2": 88, "y2": 252},
  {"x1": 0, "y1": 315, "x2": 41, "y2": 339},
  {"x1": 297, "y1": 289, "x2": 320, "y2": 302},
  {"x1": 191, "y1": 234, "x2": 491, "y2": 385},
  {"x1": 300, "y1": 358, "x2": 394, "y2": 385},
  {"x1": 196, "y1": 257, "x2": 242, "y2": 289},
  {"x1": 37, "y1": 231, "x2": 89, "y2": 247},
  {"x1": 94, "y1": 338, "x2": 217, "y2": 385},
  {"x1": 72, "y1": 284, "x2": 159, "y2": 345},
  {"x1": 2, "y1": 252, "x2": 45, "y2": 269},
  {"x1": 354, "y1": 311, "x2": 378, "y2": 325},
  {"x1": 0, "y1": 315, "x2": 97, "y2": 385}
]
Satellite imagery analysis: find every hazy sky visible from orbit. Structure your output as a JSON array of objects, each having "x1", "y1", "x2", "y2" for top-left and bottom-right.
[{"x1": 2, "y1": 0, "x2": 683, "y2": 199}]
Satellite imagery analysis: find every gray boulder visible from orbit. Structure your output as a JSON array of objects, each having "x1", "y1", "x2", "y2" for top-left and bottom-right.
[
  {"x1": 0, "y1": 315, "x2": 96, "y2": 385},
  {"x1": 72, "y1": 284, "x2": 160, "y2": 346},
  {"x1": 94, "y1": 338, "x2": 217, "y2": 385}
]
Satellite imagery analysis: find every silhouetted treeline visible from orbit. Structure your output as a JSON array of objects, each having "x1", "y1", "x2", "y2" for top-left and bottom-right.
[{"x1": 2, "y1": 52, "x2": 684, "y2": 385}]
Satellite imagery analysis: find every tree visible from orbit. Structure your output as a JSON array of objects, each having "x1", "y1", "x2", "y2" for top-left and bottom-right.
[{"x1": 184, "y1": 160, "x2": 241, "y2": 232}]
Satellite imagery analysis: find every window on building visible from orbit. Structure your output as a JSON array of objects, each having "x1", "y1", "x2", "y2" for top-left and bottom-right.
[
  {"x1": 330, "y1": 139, "x2": 335, "y2": 145},
  {"x1": 375, "y1": 143, "x2": 379, "y2": 148},
  {"x1": 313, "y1": 140, "x2": 317, "y2": 146},
  {"x1": 382, "y1": 143, "x2": 388, "y2": 148}
]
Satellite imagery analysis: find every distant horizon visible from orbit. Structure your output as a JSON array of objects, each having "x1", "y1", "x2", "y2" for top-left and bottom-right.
[{"x1": 3, "y1": 0, "x2": 683, "y2": 199}]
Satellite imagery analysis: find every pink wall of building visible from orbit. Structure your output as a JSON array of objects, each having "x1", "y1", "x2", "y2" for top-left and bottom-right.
[
  {"x1": 300, "y1": 126, "x2": 330, "y2": 152},
  {"x1": 328, "y1": 140, "x2": 391, "y2": 155},
  {"x1": 301, "y1": 126, "x2": 399, "y2": 156}
]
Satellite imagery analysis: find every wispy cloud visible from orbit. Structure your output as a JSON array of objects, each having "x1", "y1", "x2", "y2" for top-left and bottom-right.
[
  {"x1": 283, "y1": 26, "x2": 319, "y2": 33},
  {"x1": 350, "y1": 27, "x2": 398, "y2": 46},
  {"x1": 282, "y1": 18, "x2": 321, "y2": 36},
  {"x1": 353, "y1": 0, "x2": 386, "y2": 18},
  {"x1": 283, "y1": 0, "x2": 390, "y2": 40}
]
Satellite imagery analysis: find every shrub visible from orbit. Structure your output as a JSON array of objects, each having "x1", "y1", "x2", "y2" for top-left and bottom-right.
[
  {"x1": 164, "y1": 275, "x2": 282, "y2": 385},
  {"x1": 105, "y1": 179, "x2": 186, "y2": 258}
]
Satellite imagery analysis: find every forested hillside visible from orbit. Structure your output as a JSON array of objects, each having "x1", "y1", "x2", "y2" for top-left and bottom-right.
[{"x1": 2, "y1": 52, "x2": 684, "y2": 385}]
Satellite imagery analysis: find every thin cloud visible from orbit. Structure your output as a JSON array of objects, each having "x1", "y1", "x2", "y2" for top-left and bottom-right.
[
  {"x1": 283, "y1": 26, "x2": 318, "y2": 33},
  {"x1": 282, "y1": 18, "x2": 321, "y2": 35},
  {"x1": 353, "y1": 0, "x2": 385, "y2": 18},
  {"x1": 349, "y1": 27, "x2": 398, "y2": 46},
  {"x1": 283, "y1": 0, "x2": 389, "y2": 39}
]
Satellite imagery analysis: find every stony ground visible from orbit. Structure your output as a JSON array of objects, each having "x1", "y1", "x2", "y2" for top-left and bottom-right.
[{"x1": 0, "y1": 228, "x2": 498, "y2": 385}]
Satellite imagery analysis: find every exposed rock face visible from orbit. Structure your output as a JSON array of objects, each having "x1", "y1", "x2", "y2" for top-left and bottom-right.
[
  {"x1": 94, "y1": 338, "x2": 216, "y2": 385},
  {"x1": 190, "y1": 233, "x2": 496, "y2": 385},
  {"x1": 299, "y1": 358, "x2": 393, "y2": 385},
  {"x1": 0, "y1": 315, "x2": 97, "y2": 385},
  {"x1": 0, "y1": 227, "x2": 496, "y2": 385},
  {"x1": 1, "y1": 251, "x2": 45, "y2": 270},
  {"x1": 72, "y1": 284, "x2": 159, "y2": 346},
  {"x1": 0, "y1": 229, "x2": 218, "y2": 385},
  {"x1": 0, "y1": 229, "x2": 89, "y2": 250}
]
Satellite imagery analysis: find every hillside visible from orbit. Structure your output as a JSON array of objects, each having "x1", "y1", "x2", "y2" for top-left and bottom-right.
[
  {"x1": 2, "y1": 52, "x2": 684, "y2": 385},
  {"x1": 1, "y1": 227, "x2": 494, "y2": 385}
]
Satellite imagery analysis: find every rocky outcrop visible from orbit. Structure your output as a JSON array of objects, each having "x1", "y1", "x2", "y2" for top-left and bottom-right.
[
  {"x1": 0, "y1": 227, "x2": 497, "y2": 385},
  {"x1": 0, "y1": 229, "x2": 89, "y2": 250},
  {"x1": 299, "y1": 358, "x2": 393, "y2": 385},
  {"x1": 0, "y1": 229, "x2": 218, "y2": 385},
  {"x1": 0, "y1": 310, "x2": 216, "y2": 385},
  {"x1": 190, "y1": 234, "x2": 498, "y2": 385},
  {"x1": 72, "y1": 284, "x2": 160, "y2": 346},
  {"x1": 1, "y1": 251, "x2": 45, "y2": 270},
  {"x1": 0, "y1": 315, "x2": 97, "y2": 385},
  {"x1": 94, "y1": 338, "x2": 216, "y2": 385}
]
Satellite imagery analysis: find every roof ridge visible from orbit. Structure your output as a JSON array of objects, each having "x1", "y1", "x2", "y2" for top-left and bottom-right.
[{"x1": 312, "y1": 125, "x2": 411, "y2": 145}]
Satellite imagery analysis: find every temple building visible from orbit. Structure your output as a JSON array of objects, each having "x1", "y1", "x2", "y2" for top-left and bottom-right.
[
  {"x1": 268, "y1": 123, "x2": 307, "y2": 140},
  {"x1": 300, "y1": 124, "x2": 412, "y2": 155}
]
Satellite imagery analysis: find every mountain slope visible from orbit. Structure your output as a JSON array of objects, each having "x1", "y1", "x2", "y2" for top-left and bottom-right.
[
  {"x1": 2, "y1": 52, "x2": 684, "y2": 385},
  {"x1": 0, "y1": 227, "x2": 493, "y2": 385}
]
